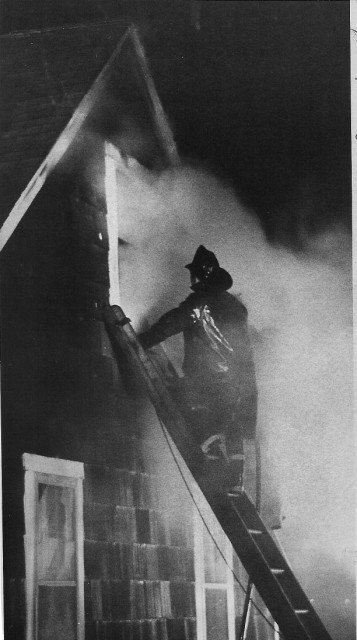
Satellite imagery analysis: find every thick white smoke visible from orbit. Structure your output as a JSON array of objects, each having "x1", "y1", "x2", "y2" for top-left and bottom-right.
[{"x1": 113, "y1": 164, "x2": 354, "y2": 638}]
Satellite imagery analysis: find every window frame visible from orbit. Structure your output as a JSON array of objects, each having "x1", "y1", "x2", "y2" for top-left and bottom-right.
[
  {"x1": 193, "y1": 493, "x2": 235, "y2": 640},
  {"x1": 104, "y1": 141, "x2": 122, "y2": 306},
  {"x1": 22, "y1": 453, "x2": 85, "y2": 640},
  {"x1": 104, "y1": 140, "x2": 154, "y2": 307}
]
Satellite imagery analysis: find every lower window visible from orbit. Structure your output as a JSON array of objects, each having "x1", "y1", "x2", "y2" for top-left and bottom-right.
[{"x1": 23, "y1": 454, "x2": 84, "y2": 640}]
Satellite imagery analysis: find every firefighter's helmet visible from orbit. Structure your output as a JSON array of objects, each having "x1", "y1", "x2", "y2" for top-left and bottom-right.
[{"x1": 185, "y1": 245, "x2": 233, "y2": 290}]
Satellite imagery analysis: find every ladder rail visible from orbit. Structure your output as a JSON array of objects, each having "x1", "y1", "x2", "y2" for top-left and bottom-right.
[
  {"x1": 103, "y1": 305, "x2": 333, "y2": 640},
  {"x1": 226, "y1": 493, "x2": 332, "y2": 640},
  {"x1": 103, "y1": 305, "x2": 203, "y2": 468}
]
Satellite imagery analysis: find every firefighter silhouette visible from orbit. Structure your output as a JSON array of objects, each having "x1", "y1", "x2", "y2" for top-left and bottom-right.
[{"x1": 139, "y1": 246, "x2": 257, "y2": 492}]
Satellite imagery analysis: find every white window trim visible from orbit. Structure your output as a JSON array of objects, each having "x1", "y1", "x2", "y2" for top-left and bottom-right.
[
  {"x1": 193, "y1": 507, "x2": 207, "y2": 640},
  {"x1": 22, "y1": 453, "x2": 84, "y2": 640},
  {"x1": 193, "y1": 490, "x2": 235, "y2": 640},
  {"x1": 104, "y1": 142, "x2": 122, "y2": 306},
  {"x1": 104, "y1": 141, "x2": 152, "y2": 307}
]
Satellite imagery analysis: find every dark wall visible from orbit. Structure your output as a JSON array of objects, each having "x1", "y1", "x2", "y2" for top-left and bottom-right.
[
  {"x1": 1, "y1": 150, "x2": 197, "y2": 639},
  {"x1": 0, "y1": 159, "x2": 112, "y2": 636},
  {"x1": 1, "y1": 170, "x2": 109, "y2": 457}
]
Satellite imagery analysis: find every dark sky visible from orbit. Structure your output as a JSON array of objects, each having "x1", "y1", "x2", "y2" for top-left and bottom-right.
[{"x1": 140, "y1": 1, "x2": 351, "y2": 246}]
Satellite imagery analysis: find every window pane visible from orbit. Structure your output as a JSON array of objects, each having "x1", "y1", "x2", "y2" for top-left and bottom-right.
[
  {"x1": 38, "y1": 586, "x2": 76, "y2": 640},
  {"x1": 206, "y1": 589, "x2": 228, "y2": 640},
  {"x1": 37, "y1": 484, "x2": 75, "y2": 581}
]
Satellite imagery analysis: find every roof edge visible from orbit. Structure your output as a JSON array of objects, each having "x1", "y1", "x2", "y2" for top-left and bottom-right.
[{"x1": 0, "y1": 25, "x2": 132, "y2": 251}]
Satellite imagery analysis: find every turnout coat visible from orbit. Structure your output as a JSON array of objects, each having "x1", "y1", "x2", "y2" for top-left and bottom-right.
[{"x1": 139, "y1": 282, "x2": 257, "y2": 441}]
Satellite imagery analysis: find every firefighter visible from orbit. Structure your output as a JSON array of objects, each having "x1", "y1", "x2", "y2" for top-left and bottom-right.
[{"x1": 139, "y1": 245, "x2": 257, "y2": 493}]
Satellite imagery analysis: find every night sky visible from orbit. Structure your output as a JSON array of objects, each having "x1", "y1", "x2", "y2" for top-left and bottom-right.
[{"x1": 140, "y1": 1, "x2": 351, "y2": 246}]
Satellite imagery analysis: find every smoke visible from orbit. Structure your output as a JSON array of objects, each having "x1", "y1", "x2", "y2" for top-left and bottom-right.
[{"x1": 112, "y1": 163, "x2": 354, "y2": 638}]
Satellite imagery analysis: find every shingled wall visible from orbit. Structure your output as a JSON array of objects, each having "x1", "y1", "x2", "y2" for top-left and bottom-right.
[
  {"x1": 1, "y1": 18, "x2": 200, "y2": 637},
  {"x1": 68, "y1": 157, "x2": 197, "y2": 639},
  {"x1": 82, "y1": 438, "x2": 196, "y2": 640},
  {"x1": 3, "y1": 146, "x2": 197, "y2": 640},
  {"x1": 0, "y1": 20, "x2": 131, "y2": 221}
]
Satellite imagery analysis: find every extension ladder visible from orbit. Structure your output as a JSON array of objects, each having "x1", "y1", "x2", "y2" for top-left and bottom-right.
[{"x1": 103, "y1": 305, "x2": 333, "y2": 640}]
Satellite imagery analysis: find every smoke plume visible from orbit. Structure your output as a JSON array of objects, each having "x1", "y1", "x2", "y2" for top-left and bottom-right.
[{"x1": 113, "y1": 163, "x2": 354, "y2": 639}]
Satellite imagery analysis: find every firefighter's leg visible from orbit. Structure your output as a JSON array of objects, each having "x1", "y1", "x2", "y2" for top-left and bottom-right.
[
  {"x1": 198, "y1": 400, "x2": 245, "y2": 496},
  {"x1": 224, "y1": 407, "x2": 245, "y2": 494},
  {"x1": 196, "y1": 391, "x2": 230, "y2": 462},
  {"x1": 200, "y1": 433, "x2": 228, "y2": 461},
  {"x1": 173, "y1": 379, "x2": 233, "y2": 479},
  {"x1": 173, "y1": 379, "x2": 217, "y2": 447},
  {"x1": 223, "y1": 392, "x2": 258, "y2": 494}
]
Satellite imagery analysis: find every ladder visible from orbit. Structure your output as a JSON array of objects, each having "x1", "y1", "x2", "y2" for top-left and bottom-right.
[{"x1": 103, "y1": 305, "x2": 333, "y2": 640}]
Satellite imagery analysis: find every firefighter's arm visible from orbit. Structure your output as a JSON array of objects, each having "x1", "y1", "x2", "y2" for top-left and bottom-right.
[{"x1": 138, "y1": 302, "x2": 193, "y2": 349}]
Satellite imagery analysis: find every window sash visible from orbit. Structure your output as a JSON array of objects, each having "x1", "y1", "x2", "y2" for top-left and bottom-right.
[{"x1": 23, "y1": 454, "x2": 84, "y2": 640}]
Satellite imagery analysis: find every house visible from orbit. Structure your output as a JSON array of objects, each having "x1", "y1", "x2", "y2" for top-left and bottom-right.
[{"x1": 1, "y1": 20, "x2": 280, "y2": 640}]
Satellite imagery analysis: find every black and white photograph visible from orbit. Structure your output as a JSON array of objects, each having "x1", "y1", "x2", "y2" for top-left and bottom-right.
[{"x1": 0, "y1": 2, "x2": 354, "y2": 640}]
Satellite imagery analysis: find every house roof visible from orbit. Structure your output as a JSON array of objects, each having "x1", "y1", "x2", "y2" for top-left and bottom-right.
[
  {"x1": 0, "y1": 19, "x2": 131, "y2": 223},
  {"x1": 0, "y1": 18, "x2": 178, "y2": 243}
]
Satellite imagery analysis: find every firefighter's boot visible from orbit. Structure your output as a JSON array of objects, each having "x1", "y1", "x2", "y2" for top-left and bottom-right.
[{"x1": 225, "y1": 452, "x2": 245, "y2": 496}]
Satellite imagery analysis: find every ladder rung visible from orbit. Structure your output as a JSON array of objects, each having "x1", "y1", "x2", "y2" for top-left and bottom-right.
[
  {"x1": 271, "y1": 568, "x2": 285, "y2": 575},
  {"x1": 248, "y1": 529, "x2": 263, "y2": 535},
  {"x1": 295, "y1": 609, "x2": 309, "y2": 615}
]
